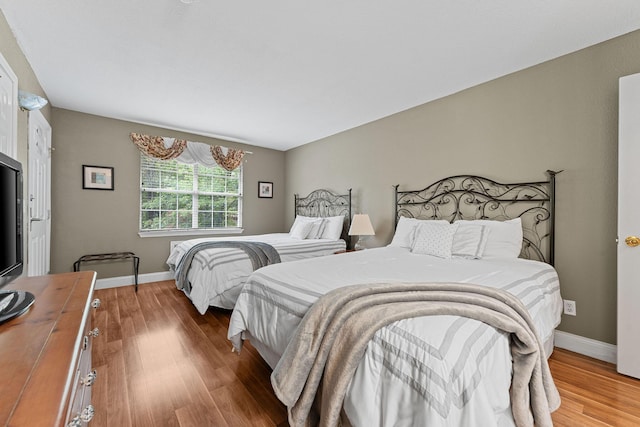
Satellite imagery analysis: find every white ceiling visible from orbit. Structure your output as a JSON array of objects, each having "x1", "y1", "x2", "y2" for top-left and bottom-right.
[{"x1": 2, "y1": 1, "x2": 640, "y2": 151}]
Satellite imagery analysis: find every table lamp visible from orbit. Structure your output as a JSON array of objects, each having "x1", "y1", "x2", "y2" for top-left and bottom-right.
[{"x1": 348, "y1": 214, "x2": 375, "y2": 250}]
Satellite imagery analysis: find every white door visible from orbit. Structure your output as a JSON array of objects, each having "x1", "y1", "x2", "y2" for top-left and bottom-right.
[
  {"x1": 0, "y1": 53, "x2": 18, "y2": 158},
  {"x1": 27, "y1": 110, "x2": 51, "y2": 276},
  {"x1": 617, "y1": 73, "x2": 640, "y2": 379}
]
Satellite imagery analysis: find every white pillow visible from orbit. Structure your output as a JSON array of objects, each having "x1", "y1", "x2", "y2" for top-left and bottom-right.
[
  {"x1": 411, "y1": 222, "x2": 459, "y2": 258},
  {"x1": 389, "y1": 217, "x2": 448, "y2": 249},
  {"x1": 455, "y1": 218, "x2": 523, "y2": 258},
  {"x1": 389, "y1": 217, "x2": 417, "y2": 248},
  {"x1": 321, "y1": 215, "x2": 345, "y2": 240},
  {"x1": 290, "y1": 218, "x2": 315, "y2": 239},
  {"x1": 289, "y1": 216, "x2": 304, "y2": 234},
  {"x1": 307, "y1": 218, "x2": 325, "y2": 239},
  {"x1": 290, "y1": 216, "x2": 325, "y2": 239},
  {"x1": 451, "y1": 224, "x2": 490, "y2": 259}
]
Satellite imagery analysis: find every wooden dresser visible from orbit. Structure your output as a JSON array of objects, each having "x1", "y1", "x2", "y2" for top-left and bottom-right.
[{"x1": 0, "y1": 271, "x2": 99, "y2": 426}]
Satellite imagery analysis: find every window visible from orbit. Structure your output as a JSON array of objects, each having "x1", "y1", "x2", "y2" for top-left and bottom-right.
[{"x1": 139, "y1": 155, "x2": 242, "y2": 233}]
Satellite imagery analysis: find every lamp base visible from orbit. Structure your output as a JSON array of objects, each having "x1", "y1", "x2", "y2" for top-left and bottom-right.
[{"x1": 353, "y1": 236, "x2": 369, "y2": 251}]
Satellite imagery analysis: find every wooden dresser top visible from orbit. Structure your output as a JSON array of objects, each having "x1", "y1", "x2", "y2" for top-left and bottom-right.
[{"x1": 0, "y1": 271, "x2": 96, "y2": 426}]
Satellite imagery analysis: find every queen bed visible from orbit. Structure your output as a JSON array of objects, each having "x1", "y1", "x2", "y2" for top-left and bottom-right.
[
  {"x1": 167, "y1": 188, "x2": 351, "y2": 312},
  {"x1": 228, "y1": 172, "x2": 563, "y2": 426}
]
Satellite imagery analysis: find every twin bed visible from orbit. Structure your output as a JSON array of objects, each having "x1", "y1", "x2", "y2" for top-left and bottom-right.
[
  {"x1": 227, "y1": 172, "x2": 563, "y2": 427},
  {"x1": 167, "y1": 188, "x2": 351, "y2": 311}
]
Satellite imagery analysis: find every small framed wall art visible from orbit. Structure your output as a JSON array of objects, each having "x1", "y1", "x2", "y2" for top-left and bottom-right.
[
  {"x1": 258, "y1": 181, "x2": 273, "y2": 198},
  {"x1": 83, "y1": 165, "x2": 114, "y2": 190}
]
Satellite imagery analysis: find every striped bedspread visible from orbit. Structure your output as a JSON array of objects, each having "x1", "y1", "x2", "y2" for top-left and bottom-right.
[
  {"x1": 175, "y1": 241, "x2": 281, "y2": 294},
  {"x1": 272, "y1": 282, "x2": 559, "y2": 427},
  {"x1": 167, "y1": 233, "x2": 345, "y2": 312},
  {"x1": 228, "y1": 246, "x2": 563, "y2": 426}
]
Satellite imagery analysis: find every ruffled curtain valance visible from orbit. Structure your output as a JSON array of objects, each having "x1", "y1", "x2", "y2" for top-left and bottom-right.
[
  {"x1": 129, "y1": 133, "x2": 245, "y2": 170},
  {"x1": 211, "y1": 145, "x2": 245, "y2": 171},
  {"x1": 130, "y1": 133, "x2": 187, "y2": 160}
]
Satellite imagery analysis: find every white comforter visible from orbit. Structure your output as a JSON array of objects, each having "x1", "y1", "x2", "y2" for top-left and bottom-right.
[
  {"x1": 228, "y1": 246, "x2": 563, "y2": 426},
  {"x1": 167, "y1": 233, "x2": 345, "y2": 312}
]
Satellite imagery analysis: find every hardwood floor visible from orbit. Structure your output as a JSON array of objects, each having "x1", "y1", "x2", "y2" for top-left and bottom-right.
[
  {"x1": 92, "y1": 280, "x2": 287, "y2": 427},
  {"x1": 548, "y1": 349, "x2": 640, "y2": 425},
  {"x1": 92, "y1": 280, "x2": 640, "y2": 426}
]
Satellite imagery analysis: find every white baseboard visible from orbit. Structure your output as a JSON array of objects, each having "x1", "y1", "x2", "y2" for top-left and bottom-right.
[
  {"x1": 554, "y1": 330, "x2": 617, "y2": 364},
  {"x1": 95, "y1": 271, "x2": 173, "y2": 290}
]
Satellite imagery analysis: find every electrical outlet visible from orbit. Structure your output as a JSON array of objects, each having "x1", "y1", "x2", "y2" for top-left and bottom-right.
[{"x1": 563, "y1": 299, "x2": 577, "y2": 316}]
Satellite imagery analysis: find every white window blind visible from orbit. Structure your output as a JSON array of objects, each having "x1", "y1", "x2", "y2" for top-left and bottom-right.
[{"x1": 139, "y1": 155, "x2": 242, "y2": 232}]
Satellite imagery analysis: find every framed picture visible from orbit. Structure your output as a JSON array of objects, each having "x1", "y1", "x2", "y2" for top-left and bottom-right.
[
  {"x1": 258, "y1": 181, "x2": 273, "y2": 198},
  {"x1": 83, "y1": 165, "x2": 114, "y2": 190}
]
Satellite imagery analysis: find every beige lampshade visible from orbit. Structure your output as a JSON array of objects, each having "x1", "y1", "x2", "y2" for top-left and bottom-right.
[{"x1": 348, "y1": 214, "x2": 375, "y2": 236}]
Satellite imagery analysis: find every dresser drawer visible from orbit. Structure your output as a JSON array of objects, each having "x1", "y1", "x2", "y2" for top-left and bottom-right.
[
  {"x1": 0, "y1": 272, "x2": 98, "y2": 426},
  {"x1": 66, "y1": 297, "x2": 100, "y2": 426}
]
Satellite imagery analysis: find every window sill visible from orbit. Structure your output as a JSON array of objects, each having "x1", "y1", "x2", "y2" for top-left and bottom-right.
[{"x1": 138, "y1": 228, "x2": 244, "y2": 238}]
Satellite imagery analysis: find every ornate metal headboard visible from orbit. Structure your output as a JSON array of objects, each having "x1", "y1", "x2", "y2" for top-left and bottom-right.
[
  {"x1": 295, "y1": 189, "x2": 352, "y2": 245},
  {"x1": 394, "y1": 171, "x2": 560, "y2": 265}
]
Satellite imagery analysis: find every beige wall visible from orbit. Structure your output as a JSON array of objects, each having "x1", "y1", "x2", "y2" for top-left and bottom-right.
[
  {"x1": 0, "y1": 10, "x2": 51, "y2": 274},
  {"x1": 285, "y1": 30, "x2": 640, "y2": 345},
  {"x1": 50, "y1": 108, "x2": 286, "y2": 277}
]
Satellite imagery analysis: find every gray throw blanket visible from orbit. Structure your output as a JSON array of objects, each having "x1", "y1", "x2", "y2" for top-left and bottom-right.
[
  {"x1": 174, "y1": 241, "x2": 281, "y2": 294},
  {"x1": 271, "y1": 282, "x2": 561, "y2": 427}
]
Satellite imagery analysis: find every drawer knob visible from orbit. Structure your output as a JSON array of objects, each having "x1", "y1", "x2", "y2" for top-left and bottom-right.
[
  {"x1": 66, "y1": 416, "x2": 82, "y2": 427},
  {"x1": 88, "y1": 327, "x2": 100, "y2": 338},
  {"x1": 80, "y1": 404, "x2": 95, "y2": 422},
  {"x1": 91, "y1": 298, "x2": 101, "y2": 309},
  {"x1": 80, "y1": 369, "x2": 98, "y2": 387},
  {"x1": 66, "y1": 404, "x2": 95, "y2": 425}
]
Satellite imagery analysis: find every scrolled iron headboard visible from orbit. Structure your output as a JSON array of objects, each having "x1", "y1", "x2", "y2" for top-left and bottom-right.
[
  {"x1": 295, "y1": 189, "x2": 352, "y2": 246},
  {"x1": 394, "y1": 171, "x2": 560, "y2": 265}
]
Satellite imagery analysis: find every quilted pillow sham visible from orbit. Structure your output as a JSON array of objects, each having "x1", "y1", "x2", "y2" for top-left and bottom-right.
[
  {"x1": 411, "y1": 221, "x2": 459, "y2": 258},
  {"x1": 389, "y1": 217, "x2": 449, "y2": 249}
]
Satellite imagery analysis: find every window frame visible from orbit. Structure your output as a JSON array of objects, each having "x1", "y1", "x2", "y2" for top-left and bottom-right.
[{"x1": 138, "y1": 155, "x2": 243, "y2": 237}]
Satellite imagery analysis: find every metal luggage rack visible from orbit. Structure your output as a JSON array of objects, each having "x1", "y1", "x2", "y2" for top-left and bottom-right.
[{"x1": 73, "y1": 251, "x2": 140, "y2": 292}]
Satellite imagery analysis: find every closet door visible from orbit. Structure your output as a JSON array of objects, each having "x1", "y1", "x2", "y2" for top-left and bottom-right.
[
  {"x1": 27, "y1": 110, "x2": 52, "y2": 276},
  {"x1": 618, "y1": 72, "x2": 640, "y2": 379}
]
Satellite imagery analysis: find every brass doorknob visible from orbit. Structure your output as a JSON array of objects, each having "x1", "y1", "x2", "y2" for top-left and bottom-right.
[{"x1": 625, "y1": 236, "x2": 640, "y2": 247}]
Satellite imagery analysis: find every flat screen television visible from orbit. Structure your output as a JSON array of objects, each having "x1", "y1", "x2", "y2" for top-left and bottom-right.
[{"x1": 0, "y1": 150, "x2": 34, "y2": 323}]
